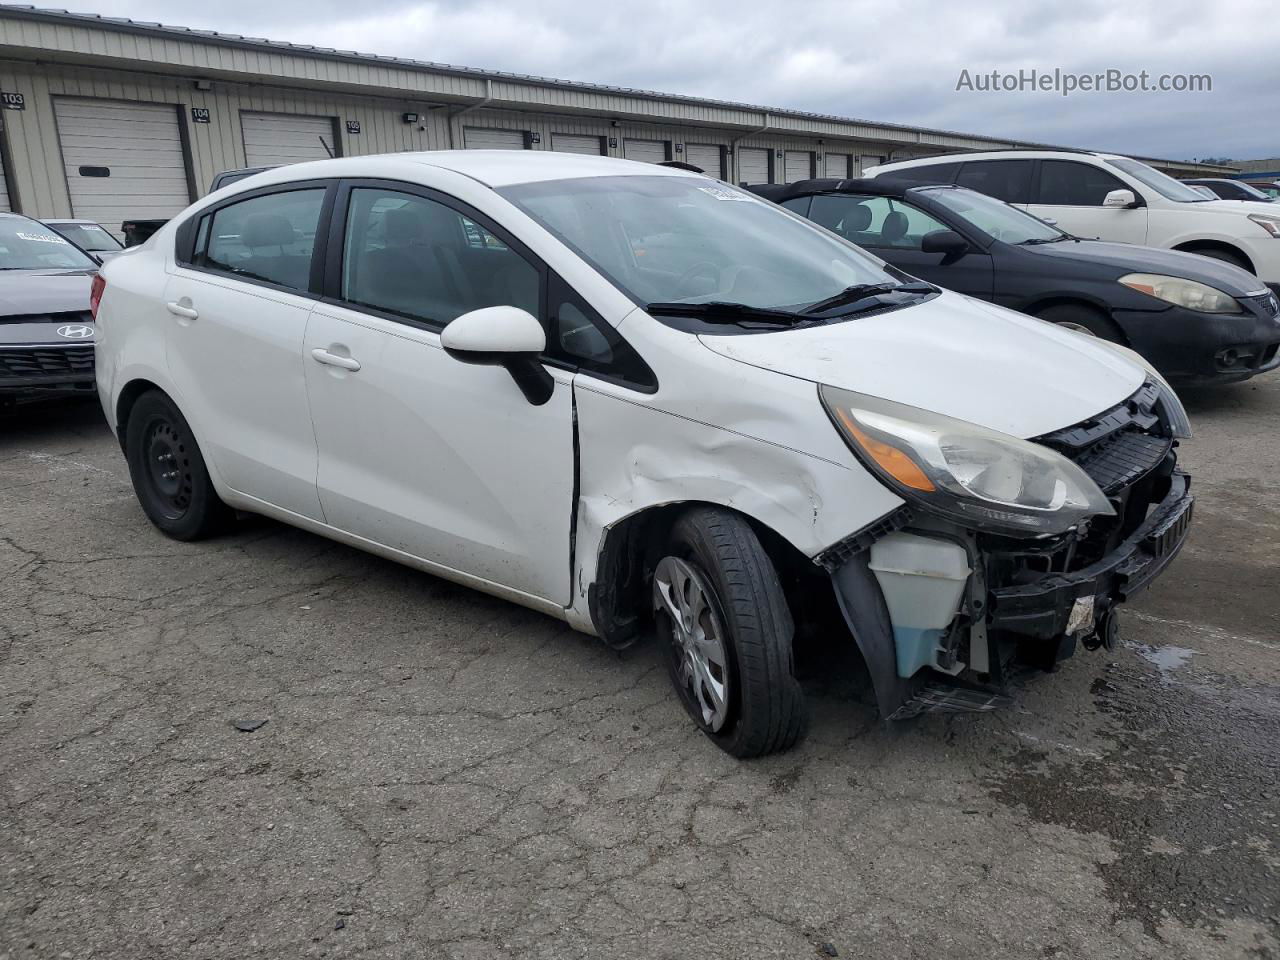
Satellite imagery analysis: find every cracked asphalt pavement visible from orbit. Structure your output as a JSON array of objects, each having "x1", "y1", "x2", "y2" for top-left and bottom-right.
[{"x1": 2, "y1": 373, "x2": 1278, "y2": 960}]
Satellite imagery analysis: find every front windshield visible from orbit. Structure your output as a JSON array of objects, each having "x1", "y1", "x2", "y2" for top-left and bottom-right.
[
  {"x1": 499, "y1": 175, "x2": 895, "y2": 311},
  {"x1": 921, "y1": 186, "x2": 1064, "y2": 243},
  {"x1": 1232, "y1": 181, "x2": 1273, "y2": 201},
  {"x1": 1104, "y1": 157, "x2": 1209, "y2": 202},
  {"x1": 0, "y1": 219, "x2": 98, "y2": 270},
  {"x1": 49, "y1": 222, "x2": 122, "y2": 252}
]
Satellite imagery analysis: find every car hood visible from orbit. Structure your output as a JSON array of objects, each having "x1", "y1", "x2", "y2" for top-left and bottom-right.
[
  {"x1": 696, "y1": 290, "x2": 1145, "y2": 439},
  {"x1": 1025, "y1": 239, "x2": 1264, "y2": 294},
  {"x1": 0, "y1": 268, "x2": 95, "y2": 317}
]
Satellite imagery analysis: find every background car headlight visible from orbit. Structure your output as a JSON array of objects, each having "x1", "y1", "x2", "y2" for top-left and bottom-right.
[
  {"x1": 820, "y1": 385, "x2": 1114, "y2": 536},
  {"x1": 1119, "y1": 273, "x2": 1241, "y2": 314},
  {"x1": 1248, "y1": 213, "x2": 1280, "y2": 238}
]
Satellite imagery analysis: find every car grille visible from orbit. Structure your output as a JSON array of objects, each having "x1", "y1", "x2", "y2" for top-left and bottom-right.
[
  {"x1": 0, "y1": 345, "x2": 95, "y2": 379},
  {"x1": 1034, "y1": 381, "x2": 1176, "y2": 568},
  {"x1": 1243, "y1": 291, "x2": 1280, "y2": 319}
]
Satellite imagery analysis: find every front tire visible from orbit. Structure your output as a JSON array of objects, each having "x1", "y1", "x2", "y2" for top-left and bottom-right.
[
  {"x1": 1036, "y1": 303, "x2": 1123, "y2": 341},
  {"x1": 652, "y1": 508, "x2": 807, "y2": 758},
  {"x1": 125, "y1": 390, "x2": 231, "y2": 540}
]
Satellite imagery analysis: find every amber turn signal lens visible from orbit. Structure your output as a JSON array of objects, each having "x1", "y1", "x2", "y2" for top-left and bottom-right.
[{"x1": 836, "y1": 409, "x2": 936, "y2": 492}]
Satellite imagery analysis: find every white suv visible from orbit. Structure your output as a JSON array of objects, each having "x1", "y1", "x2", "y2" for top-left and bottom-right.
[
  {"x1": 865, "y1": 151, "x2": 1280, "y2": 293},
  {"x1": 93, "y1": 152, "x2": 1193, "y2": 756}
]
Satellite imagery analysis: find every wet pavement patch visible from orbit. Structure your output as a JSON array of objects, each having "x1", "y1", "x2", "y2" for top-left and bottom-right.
[{"x1": 987, "y1": 652, "x2": 1280, "y2": 943}]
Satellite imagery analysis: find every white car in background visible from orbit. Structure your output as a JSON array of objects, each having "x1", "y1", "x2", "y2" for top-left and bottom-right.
[
  {"x1": 40, "y1": 218, "x2": 126, "y2": 263},
  {"x1": 865, "y1": 150, "x2": 1280, "y2": 294},
  {"x1": 92, "y1": 152, "x2": 1193, "y2": 756}
]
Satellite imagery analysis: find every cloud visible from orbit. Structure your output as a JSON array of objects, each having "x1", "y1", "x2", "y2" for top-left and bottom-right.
[{"x1": 79, "y1": 0, "x2": 1279, "y2": 160}]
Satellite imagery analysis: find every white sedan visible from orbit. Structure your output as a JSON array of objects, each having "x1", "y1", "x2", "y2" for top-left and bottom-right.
[{"x1": 93, "y1": 151, "x2": 1193, "y2": 756}]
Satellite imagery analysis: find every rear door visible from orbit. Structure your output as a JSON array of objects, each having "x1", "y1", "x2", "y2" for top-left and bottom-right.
[
  {"x1": 809, "y1": 193, "x2": 993, "y2": 298},
  {"x1": 1027, "y1": 159, "x2": 1148, "y2": 244},
  {"x1": 164, "y1": 182, "x2": 332, "y2": 520},
  {"x1": 302, "y1": 180, "x2": 575, "y2": 604}
]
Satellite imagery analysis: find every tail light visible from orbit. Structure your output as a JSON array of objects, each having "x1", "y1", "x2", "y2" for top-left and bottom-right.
[{"x1": 90, "y1": 273, "x2": 106, "y2": 320}]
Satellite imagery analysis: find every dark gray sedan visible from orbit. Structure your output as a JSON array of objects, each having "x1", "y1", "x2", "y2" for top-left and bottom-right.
[{"x1": 0, "y1": 213, "x2": 98, "y2": 403}]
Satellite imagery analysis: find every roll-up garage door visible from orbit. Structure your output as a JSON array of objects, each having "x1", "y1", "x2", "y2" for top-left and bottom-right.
[
  {"x1": 623, "y1": 139, "x2": 668, "y2": 164},
  {"x1": 54, "y1": 98, "x2": 191, "y2": 231},
  {"x1": 737, "y1": 147, "x2": 770, "y2": 185},
  {"x1": 552, "y1": 134, "x2": 603, "y2": 155},
  {"x1": 0, "y1": 158, "x2": 11, "y2": 213},
  {"x1": 784, "y1": 151, "x2": 813, "y2": 183},
  {"x1": 825, "y1": 153, "x2": 851, "y2": 179},
  {"x1": 242, "y1": 112, "x2": 338, "y2": 167},
  {"x1": 858, "y1": 155, "x2": 887, "y2": 175},
  {"x1": 684, "y1": 143, "x2": 723, "y2": 179},
  {"x1": 464, "y1": 127, "x2": 526, "y2": 150}
]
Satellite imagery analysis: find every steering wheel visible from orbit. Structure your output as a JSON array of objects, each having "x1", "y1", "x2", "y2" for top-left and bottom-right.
[{"x1": 677, "y1": 260, "x2": 722, "y2": 294}]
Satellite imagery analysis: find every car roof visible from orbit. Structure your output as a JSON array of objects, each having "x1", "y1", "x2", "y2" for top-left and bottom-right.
[
  {"x1": 230, "y1": 150, "x2": 702, "y2": 191},
  {"x1": 749, "y1": 176, "x2": 954, "y2": 203},
  {"x1": 40, "y1": 218, "x2": 102, "y2": 226},
  {"x1": 872, "y1": 149, "x2": 1122, "y2": 171}
]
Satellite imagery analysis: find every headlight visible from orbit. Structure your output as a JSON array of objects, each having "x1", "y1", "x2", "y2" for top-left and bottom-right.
[
  {"x1": 1248, "y1": 213, "x2": 1280, "y2": 238},
  {"x1": 1119, "y1": 273, "x2": 1241, "y2": 314},
  {"x1": 820, "y1": 385, "x2": 1114, "y2": 536},
  {"x1": 1086, "y1": 340, "x2": 1193, "y2": 439}
]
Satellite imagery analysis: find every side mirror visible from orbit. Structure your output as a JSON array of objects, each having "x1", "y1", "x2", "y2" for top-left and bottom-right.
[
  {"x1": 1103, "y1": 189, "x2": 1141, "y2": 209},
  {"x1": 920, "y1": 229, "x2": 969, "y2": 259},
  {"x1": 441, "y1": 306, "x2": 554, "y2": 405}
]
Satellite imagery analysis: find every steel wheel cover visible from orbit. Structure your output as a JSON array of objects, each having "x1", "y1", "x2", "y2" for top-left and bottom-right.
[{"x1": 653, "y1": 556, "x2": 730, "y2": 732}]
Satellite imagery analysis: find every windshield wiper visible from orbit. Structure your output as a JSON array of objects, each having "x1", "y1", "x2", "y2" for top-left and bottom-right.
[
  {"x1": 1019, "y1": 235, "x2": 1071, "y2": 245},
  {"x1": 644, "y1": 301, "x2": 810, "y2": 326},
  {"x1": 800, "y1": 282, "x2": 934, "y2": 316}
]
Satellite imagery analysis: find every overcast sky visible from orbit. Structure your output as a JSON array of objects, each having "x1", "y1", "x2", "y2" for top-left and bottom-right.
[{"x1": 82, "y1": 0, "x2": 1277, "y2": 161}]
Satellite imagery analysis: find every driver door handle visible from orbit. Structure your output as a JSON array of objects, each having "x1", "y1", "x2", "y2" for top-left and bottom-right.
[
  {"x1": 165, "y1": 301, "x2": 199, "y2": 320},
  {"x1": 311, "y1": 348, "x2": 361, "y2": 372}
]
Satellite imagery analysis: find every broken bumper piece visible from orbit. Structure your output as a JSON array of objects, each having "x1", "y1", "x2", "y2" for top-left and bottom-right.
[{"x1": 987, "y1": 471, "x2": 1193, "y2": 642}]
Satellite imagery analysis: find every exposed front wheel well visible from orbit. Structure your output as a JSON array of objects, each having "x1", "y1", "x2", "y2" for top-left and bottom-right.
[
  {"x1": 588, "y1": 502, "x2": 830, "y2": 651},
  {"x1": 1172, "y1": 241, "x2": 1254, "y2": 274},
  {"x1": 115, "y1": 379, "x2": 165, "y2": 452}
]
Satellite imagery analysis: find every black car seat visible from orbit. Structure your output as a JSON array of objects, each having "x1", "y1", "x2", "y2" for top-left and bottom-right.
[{"x1": 880, "y1": 210, "x2": 909, "y2": 246}]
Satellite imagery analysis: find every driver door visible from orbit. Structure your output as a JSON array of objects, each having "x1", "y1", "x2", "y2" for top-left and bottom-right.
[{"x1": 302, "y1": 182, "x2": 575, "y2": 605}]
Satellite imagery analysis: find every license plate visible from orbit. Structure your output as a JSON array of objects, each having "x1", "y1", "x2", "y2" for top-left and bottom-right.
[{"x1": 1066, "y1": 594, "x2": 1096, "y2": 636}]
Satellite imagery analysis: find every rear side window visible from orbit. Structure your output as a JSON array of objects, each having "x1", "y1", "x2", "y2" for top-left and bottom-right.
[
  {"x1": 887, "y1": 162, "x2": 960, "y2": 185},
  {"x1": 194, "y1": 189, "x2": 325, "y2": 291},
  {"x1": 955, "y1": 160, "x2": 1033, "y2": 203},
  {"x1": 1037, "y1": 161, "x2": 1128, "y2": 206},
  {"x1": 340, "y1": 187, "x2": 539, "y2": 327}
]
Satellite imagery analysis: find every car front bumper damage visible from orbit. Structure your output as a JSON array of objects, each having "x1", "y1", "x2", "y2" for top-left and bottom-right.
[{"x1": 823, "y1": 383, "x2": 1193, "y2": 720}]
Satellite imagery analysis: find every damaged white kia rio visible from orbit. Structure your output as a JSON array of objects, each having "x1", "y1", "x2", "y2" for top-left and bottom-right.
[{"x1": 94, "y1": 152, "x2": 1194, "y2": 757}]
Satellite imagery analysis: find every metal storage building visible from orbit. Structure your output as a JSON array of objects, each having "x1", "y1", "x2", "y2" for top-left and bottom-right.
[{"x1": 0, "y1": 5, "x2": 1237, "y2": 227}]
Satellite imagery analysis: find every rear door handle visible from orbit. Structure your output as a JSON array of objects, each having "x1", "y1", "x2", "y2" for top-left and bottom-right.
[
  {"x1": 311, "y1": 348, "x2": 361, "y2": 372},
  {"x1": 166, "y1": 301, "x2": 199, "y2": 320}
]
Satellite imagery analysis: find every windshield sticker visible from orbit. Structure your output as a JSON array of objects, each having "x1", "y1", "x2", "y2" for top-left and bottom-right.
[
  {"x1": 696, "y1": 185, "x2": 755, "y2": 202},
  {"x1": 17, "y1": 232, "x2": 69, "y2": 244}
]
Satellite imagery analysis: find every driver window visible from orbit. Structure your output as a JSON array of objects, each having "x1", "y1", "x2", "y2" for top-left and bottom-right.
[
  {"x1": 809, "y1": 195, "x2": 947, "y2": 250},
  {"x1": 341, "y1": 187, "x2": 539, "y2": 327}
]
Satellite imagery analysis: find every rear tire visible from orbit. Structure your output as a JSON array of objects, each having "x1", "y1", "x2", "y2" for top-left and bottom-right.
[
  {"x1": 1036, "y1": 303, "x2": 1123, "y2": 342},
  {"x1": 125, "y1": 390, "x2": 231, "y2": 541},
  {"x1": 652, "y1": 507, "x2": 807, "y2": 758}
]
